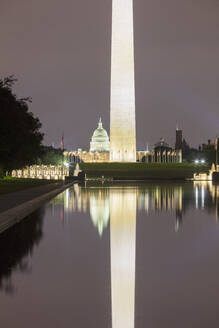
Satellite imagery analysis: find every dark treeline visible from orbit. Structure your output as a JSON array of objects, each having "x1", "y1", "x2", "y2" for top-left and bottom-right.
[
  {"x1": 0, "y1": 76, "x2": 64, "y2": 176},
  {"x1": 38, "y1": 146, "x2": 63, "y2": 165},
  {"x1": 182, "y1": 138, "x2": 217, "y2": 164},
  {"x1": 0, "y1": 76, "x2": 43, "y2": 175}
]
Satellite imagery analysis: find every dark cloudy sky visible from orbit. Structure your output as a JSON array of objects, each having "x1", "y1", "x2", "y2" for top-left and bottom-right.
[{"x1": 1, "y1": 0, "x2": 219, "y2": 150}]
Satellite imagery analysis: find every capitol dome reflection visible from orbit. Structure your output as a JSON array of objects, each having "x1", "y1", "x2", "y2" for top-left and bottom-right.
[{"x1": 89, "y1": 190, "x2": 110, "y2": 236}]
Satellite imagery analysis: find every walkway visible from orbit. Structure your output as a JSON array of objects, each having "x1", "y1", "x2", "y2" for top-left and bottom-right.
[{"x1": 0, "y1": 182, "x2": 63, "y2": 213}]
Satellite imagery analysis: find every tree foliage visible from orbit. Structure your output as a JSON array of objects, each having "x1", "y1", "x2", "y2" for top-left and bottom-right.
[
  {"x1": 38, "y1": 146, "x2": 63, "y2": 165},
  {"x1": 203, "y1": 143, "x2": 217, "y2": 164},
  {"x1": 0, "y1": 76, "x2": 44, "y2": 172},
  {"x1": 182, "y1": 139, "x2": 202, "y2": 162},
  {"x1": 182, "y1": 138, "x2": 217, "y2": 164}
]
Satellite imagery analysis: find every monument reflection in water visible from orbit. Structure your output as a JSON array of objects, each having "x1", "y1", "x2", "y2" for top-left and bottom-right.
[
  {"x1": 52, "y1": 181, "x2": 219, "y2": 327},
  {"x1": 59, "y1": 181, "x2": 219, "y2": 232},
  {"x1": 110, "y1": 188, "x2": 136, "y2": 328},
  {"x1": 2, "y1": 182, "x2": 219, "y2": 326},
  {"x1": 63, "y1": 185, "x2": 137, "y2": 327}
]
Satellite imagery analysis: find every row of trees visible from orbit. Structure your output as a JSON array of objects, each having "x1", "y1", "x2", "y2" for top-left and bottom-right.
[
  {"x1": 0, "y1": 76, "x2": 62, "y2": 176},
  {"x1": 0, "y1": 76, "x2": 43, "y2": 175},
  {"x1": 182, "y1": 139, "x2": 217, "y2": 164},
  {"x1": 38, "y1": 146, "x2": 63, "y2": 165}
]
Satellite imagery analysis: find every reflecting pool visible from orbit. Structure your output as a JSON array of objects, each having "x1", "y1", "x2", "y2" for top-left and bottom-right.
[{"x1": 1, "y1": 182, "x2": 219, "y2": 327}]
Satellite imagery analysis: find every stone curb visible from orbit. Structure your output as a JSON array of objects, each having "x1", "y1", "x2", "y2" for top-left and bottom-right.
[{"x1": 0, "y1": 182, "x2": 74, "y2": 234}]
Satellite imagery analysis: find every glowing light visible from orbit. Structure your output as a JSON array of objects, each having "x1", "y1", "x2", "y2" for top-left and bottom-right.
[
  {"x1": 89, "y1": 191, "x2": 110, "y2": 236},
  {"x1": 195, "y1": 186, "x2": 199, "y2": 209},
  {"x1": 65, "y1": 189, "x2": 69, "y2": 210},
  {"x1": 12, "y1": 165, "x2": 69, "y2": 180},
  {"x1": 201, "y1": 185, "x2": 205, "y2": 208}
]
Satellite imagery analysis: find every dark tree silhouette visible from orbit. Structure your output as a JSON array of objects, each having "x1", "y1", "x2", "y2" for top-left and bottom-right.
[
  {"x1": 182, "y1": 139, "x2": 203, "y2": 163},
  {"x1": 38, "y1": 146, "x2": 63, "y2": 165},
  {"x1": 0, "y1": 76, "x2": 44, "y2": 174}
]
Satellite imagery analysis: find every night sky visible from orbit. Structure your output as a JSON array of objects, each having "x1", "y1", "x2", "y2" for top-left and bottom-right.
[{"x1": 1, "y1": 0, "x2": 219, "y2": 150}]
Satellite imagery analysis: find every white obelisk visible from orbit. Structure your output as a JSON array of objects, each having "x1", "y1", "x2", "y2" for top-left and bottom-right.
[{"x1": 110, "y1": 0, "x2": 136, "y2": 162}]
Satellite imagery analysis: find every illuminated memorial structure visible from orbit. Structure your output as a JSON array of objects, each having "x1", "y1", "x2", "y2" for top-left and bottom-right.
[
  {"x1": 64, "y1": 118, "x2": 111, "y2": 163},
  {"x1": 90, "y1": 118, "x2": 110, "y2": 152},
  {"x1": 65, "y1": 0, "x2": 137, "y2": 163},
  {"x1": 64, "y1": 123, "x2": 182, "y2": 163},
  {"x1": 64, "y1": 0, "x2": 182, "y2": 164},
  {"x1": 110, "y1": 0, "x2": 136, "y2": 162}
]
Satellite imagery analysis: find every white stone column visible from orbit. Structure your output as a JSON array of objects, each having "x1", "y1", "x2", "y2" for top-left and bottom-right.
[{"x1": 110, "y1": 0, "x2": 136, "y2": 162}]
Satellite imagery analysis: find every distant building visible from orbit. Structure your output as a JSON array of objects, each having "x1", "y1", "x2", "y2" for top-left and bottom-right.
[
  {"x1": 202, "y1": 139, "x2": 214, "y2": 151},
  {"x1": 64, "y1": 119, "x2": 182, "y2": 163},
  {"x1": 175, "y1": 128, "x2": 183, "y2": 150},
  {"x1": 154, "y1": 138, "x2": 172, "y2": 152},
  {"x1": 90, "y1": 118, "x2": 110, "y2": 152},
  {"x1": 64, "y1": 118, "x2": 110, "y2": 163},
  {"x1": 137, "y1": 138, "x2": 182, "y2": 163}
]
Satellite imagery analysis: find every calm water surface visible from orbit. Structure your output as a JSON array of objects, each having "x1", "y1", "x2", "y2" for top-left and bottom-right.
[{"x1": 1, "y1": 182, "x2": 219, "y2": 327}]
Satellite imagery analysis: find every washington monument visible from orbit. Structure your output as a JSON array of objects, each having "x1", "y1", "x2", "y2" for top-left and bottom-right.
[{"x1": 110, "y1": 0, "x2": 136, "y2": 162}]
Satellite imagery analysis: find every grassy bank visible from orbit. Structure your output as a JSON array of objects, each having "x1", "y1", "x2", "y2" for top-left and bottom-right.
[
  {"x1": 0, "y1": 177, "x2": 56, "y2": 195},
  {"x1": 80, "y1": 163, "x2": 209, "y2": 180}
]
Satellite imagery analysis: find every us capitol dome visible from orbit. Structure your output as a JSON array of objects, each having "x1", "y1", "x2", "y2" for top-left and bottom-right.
[
  {"x1": 63, "y1": 118, "x2": 182, "y2": 163},
  {"x1": 90, "y1": 118, "x2": 110, "y2": 152}
]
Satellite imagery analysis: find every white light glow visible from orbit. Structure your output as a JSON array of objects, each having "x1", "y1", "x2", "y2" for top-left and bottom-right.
[
  {"x1": 201, "y1": 185, "x2": 205, "y2": 208},
  {"x1": 195, "y1": 186, "x2": 199, "y2": 209}
]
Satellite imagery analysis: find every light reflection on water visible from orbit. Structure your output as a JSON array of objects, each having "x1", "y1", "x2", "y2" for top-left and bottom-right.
[
  {"x1": 51, "y1": 181, "x2": 219, "y2": 328},
  {"x1": 110, "y1": 188, "x2": 136, "y2": 328},
  {"x1": 1, "y1": 182, "x2": 219, "y2": 327},
  {"x1": 54, "y1": 181, "x2": 219, "y2": 235}
]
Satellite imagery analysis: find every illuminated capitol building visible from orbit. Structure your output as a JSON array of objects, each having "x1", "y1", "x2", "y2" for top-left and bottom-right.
[{"x1": 64, "y1": 118, "x2": 182, "y2": 163}]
